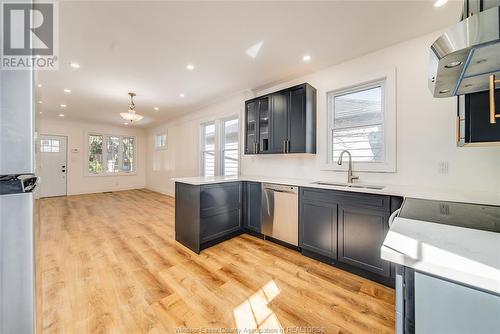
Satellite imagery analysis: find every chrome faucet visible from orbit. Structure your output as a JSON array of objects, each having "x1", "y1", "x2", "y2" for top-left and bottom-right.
[{"x1": 337, "y1": 150, "x2": 359, "y2": 184}]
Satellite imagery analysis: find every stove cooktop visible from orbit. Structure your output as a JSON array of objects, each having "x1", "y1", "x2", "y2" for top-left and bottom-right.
[{"x1": 399, "y1": 198, "x2": 500, "y2": 234}]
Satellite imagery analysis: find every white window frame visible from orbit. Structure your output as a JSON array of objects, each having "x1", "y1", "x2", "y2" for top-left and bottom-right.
[
  {"x1": 155, "y1": 132, "x2": 168, "y2": 150},
  {"x1": 200, "y1": 121, "x2": 218, "y2": 177},
  {"x1": 221, "y1": 115, "x2": 240, "y2": 177},
  {"x1": 326, "y1": 69, "x2": 396, "y2": 173},
  {"x1": 85, "y1": 132, "x2": 137, "y2": 176},
  {"x1": 199, "y1": 115, "x2": 240, "y2": 177}
]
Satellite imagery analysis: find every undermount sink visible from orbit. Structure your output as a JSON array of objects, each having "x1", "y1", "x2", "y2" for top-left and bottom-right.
[{"x1": 311, "y1": 181, "x2": 385, "y2": 190}]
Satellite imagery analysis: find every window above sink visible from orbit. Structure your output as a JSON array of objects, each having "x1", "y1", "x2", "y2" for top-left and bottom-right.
[{"x1": 325, "y1": 68, "x2": 397, "y2": 173}]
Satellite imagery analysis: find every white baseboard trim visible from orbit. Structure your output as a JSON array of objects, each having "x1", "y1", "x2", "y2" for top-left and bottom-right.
[
  {"x1": 145, "y1": 185, "x2": 174, "y2": 197},
  {"x1": 67, "y1": 185, "x2": 145, "y2": 196}
]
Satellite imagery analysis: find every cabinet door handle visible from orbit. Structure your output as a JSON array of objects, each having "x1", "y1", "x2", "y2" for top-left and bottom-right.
[
  {"x1": 489, "y1": 75, "x2": 500, "y2": 124},
  {"x1": 283, "y1": 140, "x2": 286, "y2": 153},
  {"x1": 286, "y1": 140, "x2": 290, "y2": 153}
]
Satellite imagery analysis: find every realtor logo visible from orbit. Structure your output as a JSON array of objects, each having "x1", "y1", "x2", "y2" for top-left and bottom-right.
[{"x1": 1, "y1": 2, "x2": 58, "y2": 70}]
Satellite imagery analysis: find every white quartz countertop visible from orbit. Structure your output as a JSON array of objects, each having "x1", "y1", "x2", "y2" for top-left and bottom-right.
[
  {"x1": 171, "y1": 175, "x2": 500, "y2": 206},
  {"x1": 381, "y1": 217, "x2": 500, "y2": 294}
]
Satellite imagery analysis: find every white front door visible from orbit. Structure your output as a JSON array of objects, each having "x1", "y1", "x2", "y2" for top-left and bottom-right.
[{"x1": 39, "y1": 135, "x2": 67, "y2": 198}]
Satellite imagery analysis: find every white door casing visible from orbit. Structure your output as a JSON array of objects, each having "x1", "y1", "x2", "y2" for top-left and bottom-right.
[{"x1": 39, "y1": 135, "x2": 67, "y2": 197}]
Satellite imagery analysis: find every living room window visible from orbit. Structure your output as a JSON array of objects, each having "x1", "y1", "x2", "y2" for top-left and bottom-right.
[{"x1": 87, "y1": 134, "x2": 136, "y2": 175}]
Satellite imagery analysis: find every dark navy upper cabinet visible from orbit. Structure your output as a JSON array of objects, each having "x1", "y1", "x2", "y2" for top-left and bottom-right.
[
  {"x1": 257, "y1": 97, "x2": 271, "y2": 153},
  {"x1": 338, "y1": 205, "x2": 391, "y2": 277},
  {"x1": 243, "y1": 181, "x2": 262, "y2": 233},
  {"x1": 270, "y1": 91, "x2": 288, "y2": 153},
  {"x1": 245, "y1": 83, "x2": 316, "y2": 155},
  {"x1": 288, "y1": 84, "x2": 316, "y2": 153},
  {"x1": 245, "y1": 100, "x2": 259, "y2": 154},
  {"x1": 458, "y1": 89, "x2": 500, "y2": 146}
]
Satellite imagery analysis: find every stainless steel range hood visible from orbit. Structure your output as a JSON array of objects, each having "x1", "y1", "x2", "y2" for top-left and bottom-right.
[{"x1": 429, "y1": 1, "x2": 500, "y2": 98}]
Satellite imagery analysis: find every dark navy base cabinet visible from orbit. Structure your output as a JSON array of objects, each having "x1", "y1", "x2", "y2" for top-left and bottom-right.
[
  {"x1": 175, "y1": 182, "x2": 243, "y2": 253},
  {"x1": 300, "y1": 195, "x2": 337, "y2": 259},
  {"x1": 299, "y1": 187, "x2": 403, "y2": 286},
  {"x1": 243, "y1": 181, "x2": 262, "y2": 233},
  {"x1": 176, "y1": 180, "x2": 402, "y2": 287}
]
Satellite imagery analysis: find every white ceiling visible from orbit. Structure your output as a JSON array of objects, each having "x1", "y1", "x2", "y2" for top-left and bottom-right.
[{"x1": 36, "y1": 0, "x2": 463, "y2": 128}]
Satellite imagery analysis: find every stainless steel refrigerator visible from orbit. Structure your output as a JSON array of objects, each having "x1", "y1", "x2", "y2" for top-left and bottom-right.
[{"x1": 0, "y1": 68, "x2": 37, "y2": 332}]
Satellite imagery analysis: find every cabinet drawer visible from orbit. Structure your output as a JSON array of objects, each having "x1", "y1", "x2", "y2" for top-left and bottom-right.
[
  {"x1": 200, "y1": 209, "x2": 241, "y2": 243},
  {"x1": 200, "y1": 182, "x2": 241, "y2": 217},
  {"x1": 301, "y1": 187, "x2": 390, "y2": 211}
]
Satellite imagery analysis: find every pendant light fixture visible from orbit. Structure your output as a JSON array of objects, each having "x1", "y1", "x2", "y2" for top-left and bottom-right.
[{"x1": 120, "y1": 92, "x2": 143, "y2": 123}]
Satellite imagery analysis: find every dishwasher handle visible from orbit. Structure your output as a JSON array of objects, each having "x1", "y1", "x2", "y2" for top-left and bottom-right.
[
  {"x1": 262, "y1": 183, "x2": 298, "y2": 194},
  {"x1": 263, "y1": 187, "x2": 272, "y2": 216}
]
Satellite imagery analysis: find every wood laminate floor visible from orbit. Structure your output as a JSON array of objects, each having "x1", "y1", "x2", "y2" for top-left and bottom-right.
[{"x1": 37, "y1": 189, "x2": 395, "y2": 334}]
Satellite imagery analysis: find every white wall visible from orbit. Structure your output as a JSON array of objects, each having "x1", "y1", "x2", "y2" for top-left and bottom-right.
[
  {"x1": 146, "y1": 94, "x2": 246, "y2": 195},
  {"x1": 147, "y1": 30, "x2": 500, "y2": 198},
  {"x1": 38, "y1": 118, "x2": 147, "y2": 195}
]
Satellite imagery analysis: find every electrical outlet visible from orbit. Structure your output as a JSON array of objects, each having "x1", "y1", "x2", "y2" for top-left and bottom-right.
[{"x1": 438, "y1": 161, "x2": 449, "y2": 174}]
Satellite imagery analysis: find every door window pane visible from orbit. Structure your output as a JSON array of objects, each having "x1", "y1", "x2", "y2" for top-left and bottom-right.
[
  {"x1": 106, "y1": 136, "x2": 120, "y2": 172},
  {"x1": 41, "y1": 139, "x2": 60, "y2": 153},
  {"x1": 88, "y1": 135, "x2": 103, "y2": 173},
  {"x1": 122, "y1": 137, "x2": 135, "y2": 172}
]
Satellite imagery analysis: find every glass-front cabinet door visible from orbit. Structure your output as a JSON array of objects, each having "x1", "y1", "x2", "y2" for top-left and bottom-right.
[
  {"x1": 245, "y1": 100, "x2": 258, "y2": 154},
  {"x1": 257, "y1": 96, "x2": 270, "y2": 153}
]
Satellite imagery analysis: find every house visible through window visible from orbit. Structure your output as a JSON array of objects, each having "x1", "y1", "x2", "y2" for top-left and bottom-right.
[
  {"x1": 88, "y1": 134, "x2": 136, "y2": 175},
  {"x1": 328, "y1": 81, "x2": 385, "y2": 164},
  {"x1": 201, "y1": 122, "x2": 216, "y2": 177},
  {"x1": 201, "y1": 116, "x2": 239, "y2": 177}
]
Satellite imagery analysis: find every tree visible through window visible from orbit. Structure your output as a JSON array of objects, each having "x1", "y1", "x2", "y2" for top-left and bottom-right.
[
  {"x1": 122, "y1": 137, "x2": 135, "y2": 172},
  {"x1": 88, "y1": 135, "x2": 103, "y2": 173},
  {"x1": 88, "y1": 134, "x2": 135, "y2": 175}
]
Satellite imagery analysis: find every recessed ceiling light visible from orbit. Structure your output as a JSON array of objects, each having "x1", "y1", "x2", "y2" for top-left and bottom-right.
[
  {"x1": 434, "y1": 0, "x2": 448, "y2": 7},
  {"x1": 153, "y1": 107, "x2": 159, "y2": 111},
  {"x1": 303, "y1": 55, "x2": 311, "y2": 62},
  {"x1": 186, "y1": 64, "x2": 195, "y2": 71},
  {"x1": 70, "y1": 62, "x2": 80, "y2": 69},
  {"x1": 124, "y1": 122, "x2": 129, "y2": 125},
  {"x1": 444, "y1": 61, "x2": 462, "y2": 68},
  {"x1": 39, "y1": 111, "x2": 43, "y2": 114},
  {"x1": 179, "y1": 93, "x2": 185, "y2": 98},
  {"x1": 58, "y1": 113, "x2": 65, "y2": 117},
  {"x1": 38, "y1": 101, "x2": 43, "y2": 104},
  {"x1": 37, "y1": 84, "x2": 42, "y2": 88},
  {"x1": 60, "y1": 104, "x2": 67, "y2": 108},
  {"x1": 63, "y1": 88, "x2": 71, "y2": 93}
]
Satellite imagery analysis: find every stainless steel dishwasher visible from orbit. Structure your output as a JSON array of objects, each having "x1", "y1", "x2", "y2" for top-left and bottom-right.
[{"x1": 261, "y1": 183, "x2": 298, "y2": 246}]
